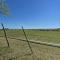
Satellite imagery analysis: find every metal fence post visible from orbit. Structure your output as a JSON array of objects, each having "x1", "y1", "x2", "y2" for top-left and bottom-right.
[
  {"x1": 22, "y1": 26, "x2": 33, "y2": 54},
  {"x1": 1, "y1": 23, "x2": 10, "y2": 47}
]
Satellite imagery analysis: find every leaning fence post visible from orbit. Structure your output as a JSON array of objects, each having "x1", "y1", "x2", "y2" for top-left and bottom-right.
[
  {"x1": 22, "y1": 26, "x2": 33, "y2": 54},
  {"x1": 1, "y1": 23, "x2": 10, "y2": 47}
]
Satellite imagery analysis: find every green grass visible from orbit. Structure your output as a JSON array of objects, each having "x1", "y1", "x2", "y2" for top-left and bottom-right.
[
  {"x1": 0, "y1": 29, "x2": 60, "y2": 60},
  {"x1": 0, "y1": 29, "x2": 60, "y2": 43}
]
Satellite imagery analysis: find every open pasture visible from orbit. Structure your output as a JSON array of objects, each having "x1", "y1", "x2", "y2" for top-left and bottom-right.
[{"x1": 0, "y1": 29, "x2": 60, "y2": 60}]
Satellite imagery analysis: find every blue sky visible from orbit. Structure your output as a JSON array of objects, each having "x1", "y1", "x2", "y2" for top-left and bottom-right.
[{"x1": 0, "y1": 0, "x2": 60, "y2": 29}]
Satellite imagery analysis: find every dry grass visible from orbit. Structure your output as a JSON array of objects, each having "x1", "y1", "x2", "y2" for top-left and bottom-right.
[
  {"x1": 0, "y1": 37, "x2": 60, "y2": 60},
  {"x1": 0, "y1": 30, "x2": 60, "y2": 60}
]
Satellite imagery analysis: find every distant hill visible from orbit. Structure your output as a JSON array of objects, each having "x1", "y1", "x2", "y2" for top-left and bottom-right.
[{"x1": 0, "y1": 28, "x2": 60, "y2": 31}]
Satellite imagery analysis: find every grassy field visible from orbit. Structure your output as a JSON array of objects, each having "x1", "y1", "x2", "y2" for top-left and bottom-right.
[
  {"x1": 0, "y1": 29, "x2": 60, "y2": 60},
  {"x1": 0, "y1": 29, "x2": 60, "y2": 43}
]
